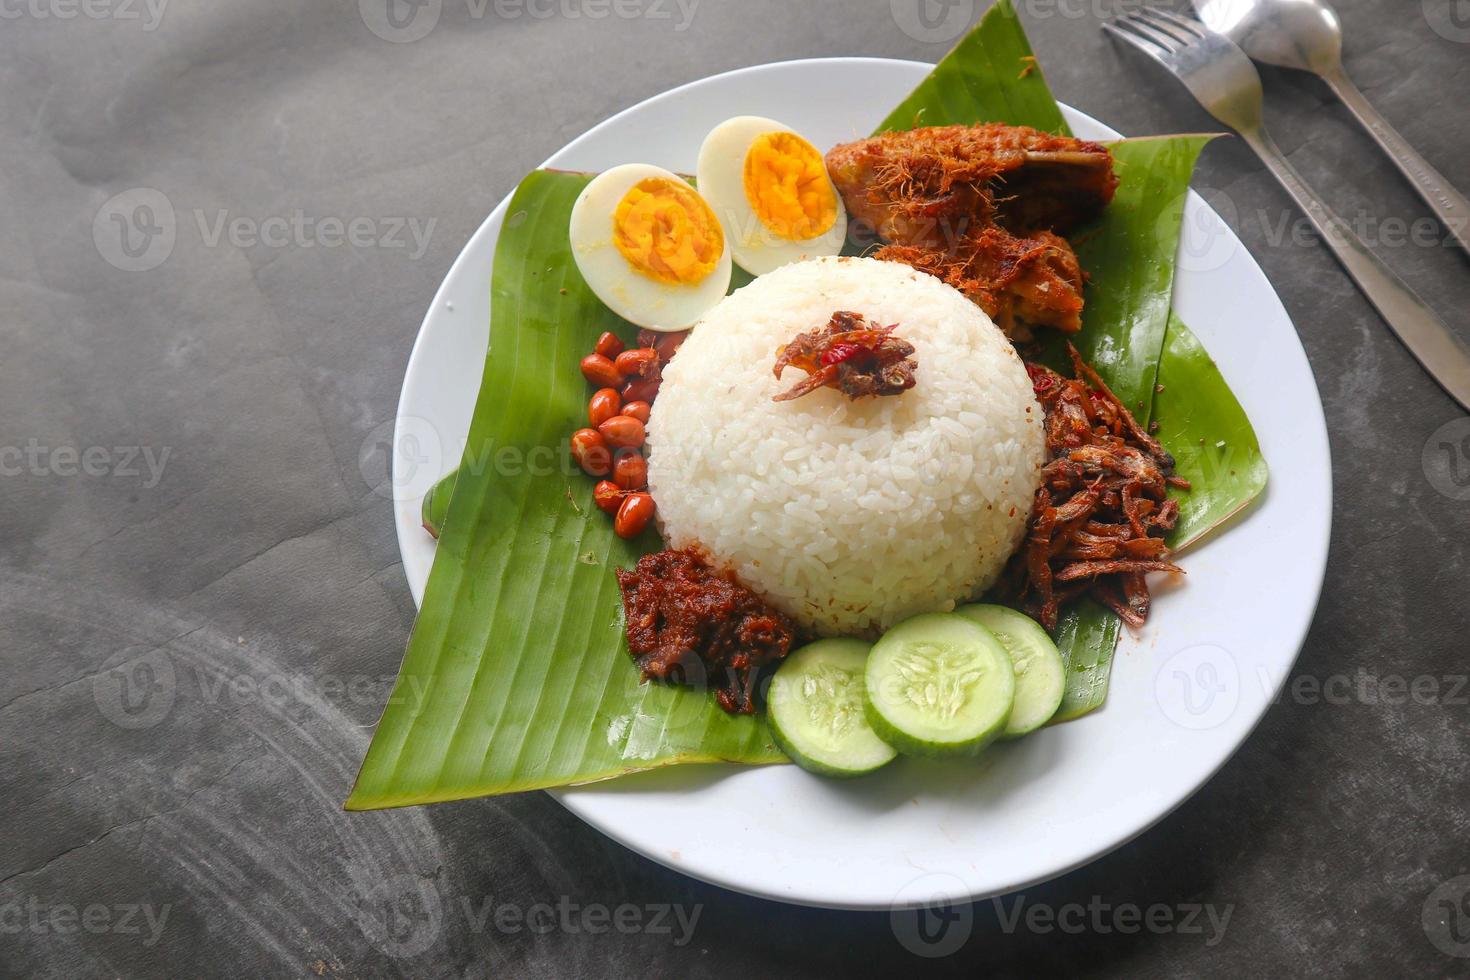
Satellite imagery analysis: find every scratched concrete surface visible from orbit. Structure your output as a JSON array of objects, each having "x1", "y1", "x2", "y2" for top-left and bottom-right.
[{"x1": 3, "y1": 0, "x2": 1469, "y2": 976}]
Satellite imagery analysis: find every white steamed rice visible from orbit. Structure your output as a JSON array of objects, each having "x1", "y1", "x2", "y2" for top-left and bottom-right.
[{"x1": 647, "y1": 256, "x2": 1044, "y2": 636}]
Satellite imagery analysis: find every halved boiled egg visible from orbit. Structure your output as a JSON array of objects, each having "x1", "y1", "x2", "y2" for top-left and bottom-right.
[
  {"x1": 569, "y1": 163, "x2": 732, "y2": 332},
  {"x1": 696, "y1": 116, "x2": 848, "y2": 276}
]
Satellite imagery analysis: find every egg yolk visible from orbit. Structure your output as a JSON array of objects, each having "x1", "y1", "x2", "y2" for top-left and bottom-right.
[
  {"x1": 613, "y1": 177, "x2": 723, "y2": 285},
  {"x1": 742, "y1": 131, "x2": 838, "y2": 241}
]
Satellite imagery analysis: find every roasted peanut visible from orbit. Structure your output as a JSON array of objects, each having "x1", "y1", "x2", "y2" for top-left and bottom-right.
[
  {"x1": 614, "y1": 493, "x2": 656, "y2": 539},
  {"x1": 614, "y1": 348, "x2": 659, "y2": 379},
  {"x1": 621, "y1": 400, "x2": 651, "y2": 423},
  {"x1": 588, "y1": 387, "x2": 621, "y2": 427},
  {"x1": 580, "y1": 353, "x2": 624, "y2": 388},
  {"x1": 612, "y1": 451, "x2": 648, "y2": 491},
  {"x1": 622, "y1": 376, "x2": 661, "y2": 403},
  {"x1": 598, "y1": 415, "x2": 646, "y2": 450},
  {"x1": 594, "y1": 331, "x2": 625, "y2": 360},
  {"x1": 570, "y1": 428, "x2": 611, "y2": 476},
  {"x1": 652, "y1": 330, "x2": 689, "y2": 363},
  {"x1": 592, "y1": 480, "x2": 623, "y2": 515}
]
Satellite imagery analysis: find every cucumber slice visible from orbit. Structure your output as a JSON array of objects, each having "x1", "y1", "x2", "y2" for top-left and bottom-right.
[
  {"x1": 863, "y1": 613, "x2": 1015, "y2": 758},
  {"x1": 956, "y1": 604, "x2": 1065, "y2": 738},
  {"x1": 768, "y1": 639, "x2": 897, "y2": 778}
]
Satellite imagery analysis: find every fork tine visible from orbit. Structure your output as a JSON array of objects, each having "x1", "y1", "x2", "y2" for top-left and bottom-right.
[
  {"x1": 1128, "y1": 14, "x2": 1199, "y2": 47},
  {"x1": 1101, "y1": 19, "x2": 1166, "y2": 57},
  {"x1": 1143, "y1": 7, "x2": 1207, "y2": 39},
  {"x1": 1102, "y1": 18, "x2": 1171, "y2": 59},
  {"x1": 1113, "y1": 12, "x2": 1188, "y2": 53},
  {"x1": 1124, "y1": 10, "x2": 1195, "y2": 48}
]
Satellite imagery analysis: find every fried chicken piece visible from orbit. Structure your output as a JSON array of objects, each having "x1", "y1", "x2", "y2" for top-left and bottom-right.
[
  {"x1": 825, "y1": 123, "x2": 1115, "y2": 339},
  {"x1": 825, "y1": 122, "x2": 1118, "y2": 245},
  {"x1": 876, "y1": 226, "x2": 1085, "y2": 336}
]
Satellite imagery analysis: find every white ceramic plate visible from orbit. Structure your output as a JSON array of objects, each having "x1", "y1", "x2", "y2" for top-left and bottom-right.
[{"x1": 390, "y1": 58, "x2": 1331, "y2": 910}]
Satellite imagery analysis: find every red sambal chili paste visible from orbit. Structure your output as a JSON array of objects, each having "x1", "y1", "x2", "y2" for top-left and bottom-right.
[{"x1": 615, "y1": 549, "x2": 797, "y2": 714}]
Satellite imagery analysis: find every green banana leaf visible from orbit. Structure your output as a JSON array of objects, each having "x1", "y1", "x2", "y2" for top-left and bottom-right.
[
  {"x1": 878, "y1": 0, "x2": 1063, "y2": 134},
  {"x1": 1064, "y1": 136, "x2": 1213, "y2": 415},
  {"x1": 420, "y1": 466, "x2": 455, "y2": 539},
  {"x1": 348, "y1": 171, "x2": 784, "y2": 809},
  {"x1": 1156, "y1": 311, "x2": 1269, "y2": 550},
  {"x1": 351, "y1": 0, "x2": 1268, "y2": 806}
]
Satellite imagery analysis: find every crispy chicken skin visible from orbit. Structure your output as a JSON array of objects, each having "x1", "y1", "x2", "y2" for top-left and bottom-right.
[
  {"x1": 825, "y1": 123, "x2": 1118, "y2": 242},
  {"x1": 825, "y1": 123, "x2": 1116, "y2": 337},
  {"x1": 876, "y1": 227, "x2": 1085, "y2": 337}
]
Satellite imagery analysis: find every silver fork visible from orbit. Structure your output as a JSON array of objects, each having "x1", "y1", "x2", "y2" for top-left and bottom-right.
[{"x1": 1103, "y1": 7, "x2": 1470, "y2": 413}]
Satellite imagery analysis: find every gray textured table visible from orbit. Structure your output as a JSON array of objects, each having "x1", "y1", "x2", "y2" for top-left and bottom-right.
[{"x1": 5, "y1": 1, "x2": 1470, "y2": 976}]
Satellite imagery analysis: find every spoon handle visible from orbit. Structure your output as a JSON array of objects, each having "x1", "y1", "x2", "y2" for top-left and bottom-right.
[
  {"x1": 1320, "y1": 65, "x2": 1470, "y2": 255},
  {"x1": 1240, "y1": 127, "x2": 1470, "y2": 412}
]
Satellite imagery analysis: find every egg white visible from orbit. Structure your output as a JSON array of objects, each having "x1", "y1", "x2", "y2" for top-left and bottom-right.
[
  {"x1": 568, "y1": 163, "x2": 732, "y2": 333},
  {"x1": 696, "y1": 116, "x2": 849, "y2": 277}
]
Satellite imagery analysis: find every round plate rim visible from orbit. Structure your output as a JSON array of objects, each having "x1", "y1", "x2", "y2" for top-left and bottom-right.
[{"x1": 391, "y1": 56, "x2": 1333, "y2": 911}]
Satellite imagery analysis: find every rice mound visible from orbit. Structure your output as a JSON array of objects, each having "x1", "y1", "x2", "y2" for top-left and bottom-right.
[{"x1": 647, "y1": 256, "x2": 1044, "y2": 636}]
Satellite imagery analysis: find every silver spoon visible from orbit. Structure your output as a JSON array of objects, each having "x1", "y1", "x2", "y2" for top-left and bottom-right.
[{"x1": 1192, "y1": 0, "x2": 1470, "y2": 254}]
